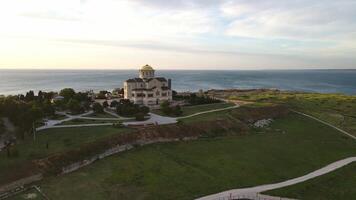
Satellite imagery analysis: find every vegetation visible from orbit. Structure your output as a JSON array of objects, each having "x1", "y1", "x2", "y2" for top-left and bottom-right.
[
  {"x1": 115, "y1": 99, "x2": 149, "y2": 117},
  {"x1": 0, "y1": 126, "x2": 133, "y2": 185},
  {"x1": 153, "y1": 102, "x2": 234, "y2": 117},
  {"x1": 160, "y1": 101, "x2": 183, "y2": 116},
  {"x1": 57, "y1": 119, "x2": 120, "y2": 126},
  {"x1": 37, "y1": 113, "x2": 356, "y2": 200},
  {"x1": 217, "y1": 90, "x2": 356, "y2": 136},
  {"x1": 84, "y1": 112, "x2": 117, "y2": 118},
  {"x1": 173, "y1": 92, "x2": 222, "y2": 105},
  {"x1": 0, "y1": 119, "x2": 5, "y2": 135},
  {"x1": 0, "y1": 92, "x2": 55, "y2": 139},
  {"x1": 96, "y1": 90, "x2": 109, "y2": 99},
  {"x1": 92, "y1": 102, "x2": 104, "y2": 113},
  {"x1": 265, "y1": 163, "x2": 356, "y2": 199}
]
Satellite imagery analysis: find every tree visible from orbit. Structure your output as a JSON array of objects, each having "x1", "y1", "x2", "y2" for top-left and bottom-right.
[
  {"x1": 103, "y1": 101, "x2": 109, "y2": 108},
  {"x1": 25, "y1": 90, "x2": 35, "y2": 102},
  {"x1": 60, "y1": 88, "x2": 76, "y2": 101},
  {"x1": 172, "y1": 105, "x2": 183, "y2": 116},
  {"x1": 67, "y1": 99, "x2": 82, "y2": 114},
  {"x1": 160, "y1": 100, "x2": 171, "y2": 115},
  {"x1": 135, "y1": 112, "x2": 145, "y2": 121},
  {"x1": 140, "y1": 106, "x2": 150, "y2": 115},
  {"x1": 93, "y1": 102, "x2": 104, "y2": 113},
  {"x1": 110, "y1": 100, "x2": 118, "y2": 108}
]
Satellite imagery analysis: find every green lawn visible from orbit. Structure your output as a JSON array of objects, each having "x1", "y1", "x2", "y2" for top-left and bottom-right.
[
  {"x1": 38, "y1": 113, "x2": 356, "y2": 200},
  {"x1": 225, "y1": 91, "x2": 356, "y2": 136},
  {"x1": 57, "y1": 118, "x2": 121, "y2": 125},
  {"x1": 83, "y1": 112, "x2": 117, "y2": 118},
  {"x1": 8, "y1": 188, "x2": 45, "y2": 200},
  {"x1": 265, "y1": 163, "x2": 356, "y2": 200},
  {"x1": 152, "y1": 102, "x2": 234, "y2": 117},
  {"x1": 0, "y1": 126, "x2": 132, "y2": 184}
]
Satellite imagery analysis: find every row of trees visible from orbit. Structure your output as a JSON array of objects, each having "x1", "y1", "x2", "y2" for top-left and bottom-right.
[
  {"x1": 0, "y1": 95, "x2": 52, "y2": 139},
  {"x1": 174, "y1": 93, "x2": 221, "y2": 105}
]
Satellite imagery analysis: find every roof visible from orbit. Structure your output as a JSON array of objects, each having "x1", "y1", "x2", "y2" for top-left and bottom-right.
[
  {"x1": 140, "y1": 64, "x2": 154, "y2": 71},
  {"x1": 126, "y1": 78, "x2": 144, "y2": 83},
  {"x1": 146, "y1": 77, "x2": 167, "y2": 82}
]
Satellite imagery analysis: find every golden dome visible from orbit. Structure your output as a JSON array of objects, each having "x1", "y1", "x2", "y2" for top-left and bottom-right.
[{"x1": 140, "y1": 64, "x2": 154, "y2": 71}]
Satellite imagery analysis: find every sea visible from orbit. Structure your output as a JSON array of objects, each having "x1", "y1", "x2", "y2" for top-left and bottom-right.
[{"x1": 0, "y1": 69, "x2": 355, "y2": 95}]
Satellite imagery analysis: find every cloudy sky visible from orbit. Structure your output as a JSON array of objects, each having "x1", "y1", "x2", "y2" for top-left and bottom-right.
[{"x1": 0, "y1": 0, "x2": 355, "y2": 70}]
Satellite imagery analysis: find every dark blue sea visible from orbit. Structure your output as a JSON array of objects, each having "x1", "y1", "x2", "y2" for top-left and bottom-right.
[{"x1": 0, "y1": 69, "x2": 355, "y2": 95}]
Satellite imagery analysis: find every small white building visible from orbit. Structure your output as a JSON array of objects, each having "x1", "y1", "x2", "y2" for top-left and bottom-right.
[{"x1": 124, "y1": 65, "x2": 172, "y2": 106}]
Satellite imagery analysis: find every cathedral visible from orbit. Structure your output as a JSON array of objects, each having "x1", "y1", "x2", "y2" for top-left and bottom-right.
[{"x1": 124, "y1": 65, "x2": 172, "y2": 106}]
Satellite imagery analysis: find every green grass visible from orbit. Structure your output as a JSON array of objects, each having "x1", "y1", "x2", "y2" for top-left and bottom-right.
[
  {"x1": 57, "y1": 118, "x2": 120, "y2": 125},
  {"x1": 83, "y1": 112, "x2": 117, "y2": 118},
  {"x1": 38, "y1": 113, "x2": 356, "y2": 200},
  {"x1": 48, "y1": 114, "x2": 67, "y2": 120},
  {"x1": 227, "y1": 91, "x2": 356, "y2": 136},
  {"x1": 8, "y1": 188, "x2": 45, "y2": 200},
  {"x1": 265, "y1": 163, "x2": 356, "y2": 200},
  {"x1": 152, "y1": 103, "x2": 234, "y2": 117},
  {"x1": 0, "y1": 126, "x2": 132, "y2": 183}
]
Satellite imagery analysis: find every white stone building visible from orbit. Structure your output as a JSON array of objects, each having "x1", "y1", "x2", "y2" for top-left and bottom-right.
[{"x1": 124, "y1": 65, "x2": 172, "y2": 106}]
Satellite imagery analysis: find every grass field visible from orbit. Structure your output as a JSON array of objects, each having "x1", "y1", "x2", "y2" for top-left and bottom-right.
[
  {"x1": 83, "y1": 112, "x2": 117, "y2": 118},
  {"x1": 57, "y1": 118, "x2": 121, "y2": 125},
  {"x1": 225, "y1": 91, "x2": 356, "y2": 136},
  {"x1": 152, "y1": 102, "x2": 234, "y2": 117},
  {"x1": 0, "y1": 126, "x2": 132, "y2": 183},
  {"x1": 265, "y1": 163, "x2": 356, "y2": 199},
  {"x1": 8, "y1": 188, "x2": 45, "y2": 200},
  {"x1": 37, "y1": 113, "x2": 356, "y2": 200}
]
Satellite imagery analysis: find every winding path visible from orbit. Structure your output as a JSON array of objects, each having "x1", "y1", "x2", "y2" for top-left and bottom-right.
[
  {"x1": 177, "y1": 105, "x2": 239, "y2": 120},
  {"x1": 196, "y1": 110, "x2": 356, "y2": 200},
  {"x1": 196, "y1": 157, "x2": 356, "y2": 200}
]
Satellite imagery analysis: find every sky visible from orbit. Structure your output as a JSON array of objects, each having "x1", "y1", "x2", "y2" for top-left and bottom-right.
[{"x1": 0, "y1": 0, "x2": 355, "y2": 70}]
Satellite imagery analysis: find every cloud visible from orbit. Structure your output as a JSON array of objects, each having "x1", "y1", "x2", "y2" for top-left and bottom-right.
[{"x1": 222, "y1": 0, "x2": 356, "y2": 41}]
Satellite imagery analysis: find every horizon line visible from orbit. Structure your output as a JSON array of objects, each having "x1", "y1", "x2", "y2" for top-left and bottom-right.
[{"x1": 0, "y1": 68, "x2": 355, "y2": 71}]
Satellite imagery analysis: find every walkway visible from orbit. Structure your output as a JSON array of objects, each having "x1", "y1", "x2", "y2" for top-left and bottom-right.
[
  {"x1": 197, "y1": 110, "x2": 356, "y2": 200},
  {"x1": 196, "y1": 157, "x2": 356, "y2": 200},
  {"x1": 123, "y1": 104, "x2": 240, "y2": 126},
  {"x1": 292, "y1": 110, "x2": 356, "y2": 140},
  {"x1": 177, "y1": 105, "x2": 239, "y2": 120},
  {"x1": 123, "y1": 113, "x2": 177, "y2": 126}
]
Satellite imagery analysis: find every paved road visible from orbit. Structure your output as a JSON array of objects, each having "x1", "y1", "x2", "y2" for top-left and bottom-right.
[{"x1": 196, "y1": 156, "x2": 356, "y2": 200}]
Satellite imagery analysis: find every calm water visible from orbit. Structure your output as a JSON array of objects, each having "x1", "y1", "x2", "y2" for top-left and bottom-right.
[{"x1": 0, "y1": 69, "x2": 355, "y2": 95}]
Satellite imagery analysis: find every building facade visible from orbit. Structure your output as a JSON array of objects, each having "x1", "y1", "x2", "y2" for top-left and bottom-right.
[{"x1": 124, "y1": 65, "x2": 172, "y2": 106}]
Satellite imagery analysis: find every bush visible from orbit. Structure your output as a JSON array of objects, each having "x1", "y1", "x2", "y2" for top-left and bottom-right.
[
  {"x1": 160, "y1": 101, "x2": 182, "y2": 116},
  {"x1": 110, "y1": 100, "x2": 118, "y2": 108},
  {"x1": 103, "y1": 101, "x2": 109, "y2": 108},
  {"x1": 112, "y1": 122, "x2": 123, "y2": 128},
  {"x1": 93, "y1": 102, "x2": 104, "y2": 113},
  {"x1": 116, "y1": 99, "x2": 149, "y2": 117},
  {"x1": 135, "y1": 112, "x2": 145, "y2": 121}
]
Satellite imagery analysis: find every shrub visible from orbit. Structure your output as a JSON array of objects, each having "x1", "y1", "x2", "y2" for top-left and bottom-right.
[
  {"x1": 93, "y1": 102, "x2": 104, "y2": 113},
  {"x1": 112, "y1": 122, "x2": 123, "y2": 128},
  {"x1": 103, "y1": 101, "x2": 109, "y2": 108},
  {"x1": 135, "y1": 112, "x2": 145, "y2": 121}
]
